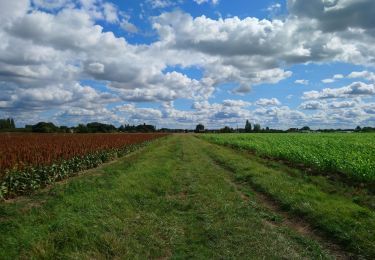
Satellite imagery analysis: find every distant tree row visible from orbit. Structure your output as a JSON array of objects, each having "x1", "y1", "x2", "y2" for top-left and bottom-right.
[
  {"x1": 24, "y1": 122, "x2": 157, "y2": 133},
  {"x1": 2, "y1": 117, "x2": 375, "y2": 134},
  {"x1": 119, "y1": 124, "x2": 156, "y2": 133},
  {"x1": 0, "y1": 118, "x2": 15, "y2": 129},
  {"x1": 354, "y1": 126, "x2": 375, "y2": 132},
  {"x1": 195, "y1": 120, "x2": 270, "y2": 134}
]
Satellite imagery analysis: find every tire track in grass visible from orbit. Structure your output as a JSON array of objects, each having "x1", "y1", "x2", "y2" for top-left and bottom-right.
[
  {"x1": 198, "y1": 135, "x2": 374, "y2": 259},
  {"x1": 178, "y1": 136, "x2": 333, "y2": 259},
  {"x1": 211, "y1": 157, "x2": 352, "y2": 260}
]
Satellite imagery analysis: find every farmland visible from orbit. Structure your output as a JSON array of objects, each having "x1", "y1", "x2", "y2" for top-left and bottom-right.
[
  {"x1": 0, "y1": 133, "x2": 166, "y2": 198},
  {"x1": 201, "y1": 133, "x2": 375, "y2": 183},
  {"x1": 0, "y1": 134, "x2": 374, "y2": 258}
]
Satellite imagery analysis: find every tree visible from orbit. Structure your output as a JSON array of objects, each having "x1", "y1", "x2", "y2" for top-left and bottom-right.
[
  {"x1": 0, "y1": 118, "x2": 16, "y2": 129},
  {"x1": 59, "y1": 126, "x2": 70, "y2": 133},
  {"x1": 195, "y1": 124, "x2": 205, "y2": 133},
  {"x1": 87, "y1": 122, "x2": 116, "y2": 133},
  {"x1": 300, "y1": 126, "x2": 310, "y2": 131},
  {"x1": 245, "y1": 120, "x2": 252, "y2": 133},
  {"x1": 355, "y1": 126, "x2": 362, "y2": 132},
  {"x1": 253, "y1": 123, "x2": 261, "y2": 132},
  {"x1": 220, "y1": 126, "x2": 234, "y2": 133},
  {"x1": 76, "y1": 124, "x2": 89, "y2": 133},
  {"x1": 32, "y1": 122, "x2": 59, "y2": 133},
  {"x1": 135, "y1": 123, "x2": 156, "y2": 133}
]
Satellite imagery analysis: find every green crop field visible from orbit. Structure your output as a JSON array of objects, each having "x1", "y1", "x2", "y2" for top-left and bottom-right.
[{"x1": 201, "y1": 133, "x2": 375, "y2": 183}]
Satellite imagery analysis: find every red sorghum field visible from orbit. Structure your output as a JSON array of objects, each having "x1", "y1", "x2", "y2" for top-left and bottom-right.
[{"x1": 0, "y1": 133, "x2": 167, "y2": 198}]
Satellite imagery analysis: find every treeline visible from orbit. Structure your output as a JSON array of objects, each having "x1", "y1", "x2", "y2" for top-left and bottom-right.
[
  {"x1": 23, "y1": 122, "x2": 158, "y2": 133},
  {"x1": 2, "y1": 117, "x2": 375, "y2": 134},
  {"x1": 0, "y1": 118, "x2": 15, "y2": 129},
  {"x1": 196, "y1": 121, "x2": 375, "y2": 134},
  {"x1": 198, "y1": 120, "x2": 283, "y2": 133}
]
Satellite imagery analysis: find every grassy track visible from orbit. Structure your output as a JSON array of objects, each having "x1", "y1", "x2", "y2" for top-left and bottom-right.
[{"x1": 0, "y1": 135, "x2": 332, "y2": 259}]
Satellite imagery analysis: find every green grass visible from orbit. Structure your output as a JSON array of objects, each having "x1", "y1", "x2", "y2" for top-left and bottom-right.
[
  {"x1": 200, "y1": 133, "x2": 375, "y2": 183},
  {"x1": 0, "y1": 135, "x2": 330, "y2": 259},
  {"x1": 199, "y1": 136, "x2": 375, "y2": 258}
]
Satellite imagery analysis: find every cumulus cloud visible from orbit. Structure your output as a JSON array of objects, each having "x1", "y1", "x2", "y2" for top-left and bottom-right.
[
  {"x1": 222, "y1": 99, "x2": 251, "y2": 107},
  {"x1": 299, "y1": 100, "x2": 326, "y2": 110},
  {"x1": 348, "y1": 71, "x2": 375, "y2": 82},
  {"x1": 303, "y1": 82, "x2": 375, "y2": 99},
  {"x1": 255, "y1": 98, "x2": 281, "y2": 106},
  {"x1": 321, "y1": 74, "x2": 344, "y2": 84},
  {"x1": 287, "y1": 0, "x2": 375, "y2": 32},
  {"x1": 329, "y1": 100, "x2": 357, "y2": 109}
]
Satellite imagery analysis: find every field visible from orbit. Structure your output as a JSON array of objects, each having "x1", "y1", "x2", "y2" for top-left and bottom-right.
[
  {"x1": 1, "y1": 134, "x2": 374, "y2": 259},
  {"x1": 0, "y1": 133, "x2": 166, "y2": 198},
  {"x1": 201, "y1": 133, "x2": 375, "y2": 183}
]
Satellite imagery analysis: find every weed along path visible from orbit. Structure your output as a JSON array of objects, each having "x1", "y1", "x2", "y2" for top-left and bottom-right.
[{"x1": 0, "y1": 135, "x2": 370, "y2": 259}]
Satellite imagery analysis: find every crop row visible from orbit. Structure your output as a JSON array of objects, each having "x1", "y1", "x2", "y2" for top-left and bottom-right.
[
  {"x1": 0, "y1": 133, "x2": 167, "y2": 198},
  {"x1": 200, "y1": 133, "x2": 375, "y2": 183}
]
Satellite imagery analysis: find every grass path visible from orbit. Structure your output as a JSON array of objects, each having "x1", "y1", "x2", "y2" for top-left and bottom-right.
[{"x1": 0, "y1": 135, "x2": 354, "y2": 259}]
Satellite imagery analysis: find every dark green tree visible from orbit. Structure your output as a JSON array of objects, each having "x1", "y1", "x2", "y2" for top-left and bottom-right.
[
  {"x1": 32, "y1": 122, "x2": 59, "y2": 133},
  {"x1": 220, "y1": 126, "x2": 234, "y2": 133},
  {"x1": 86, "y1": 122, "x2": 116, "y2": 133},
  {"x1": 253, "y1": 123, "x2": 261, "y2": 132},
  {"x1": 195, "y1": 124, "x2": 205, "y2": 133},
  {"x1": 76, "y1": 124, "x2": 89, "y2": 133},
  {"x1": 245, "y1": 120, "x2": 252, "y2": 133},
  {"x1": 300, "y1": 126, "x2": 311, "y2": 131},
  {"x1": 0, "y1": 118, "x2": 16, "y2": 129}
]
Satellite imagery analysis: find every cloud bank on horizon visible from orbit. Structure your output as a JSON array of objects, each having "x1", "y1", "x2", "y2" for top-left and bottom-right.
[{"x1": 0, "y1": 0, "x2": 375, "y2": 129}]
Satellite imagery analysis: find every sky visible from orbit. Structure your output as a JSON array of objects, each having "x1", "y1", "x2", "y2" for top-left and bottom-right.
[{"x1": 0, "y1": 0, "x2": 375, "y2": 129}]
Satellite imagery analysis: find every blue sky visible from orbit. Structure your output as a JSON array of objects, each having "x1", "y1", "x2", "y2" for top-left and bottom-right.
[{"x1": 1, "y1": 0, "x2": 375, "y2": 129}]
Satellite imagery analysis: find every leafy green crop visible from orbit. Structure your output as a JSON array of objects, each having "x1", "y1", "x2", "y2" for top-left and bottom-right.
[{"x1": 201, "y1": 133, "x2": 375, "y2": 183}]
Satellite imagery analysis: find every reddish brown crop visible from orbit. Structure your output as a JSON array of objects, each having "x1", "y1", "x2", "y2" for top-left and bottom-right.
[{"x1": 0, "y1": 133, "x2": 166, "y2": 177}]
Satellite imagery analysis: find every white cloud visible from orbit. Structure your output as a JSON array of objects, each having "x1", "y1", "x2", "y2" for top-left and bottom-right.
[
  {"x1": 267, "y1": 3, "x2": 281, "y2": 13},
  {"x1": 102, "y1": 2, "x2": 118, "y2": 23},
  {"x1": 321, "y1": 74, "x2": 344, "y2": 84},
  {"x1": 256, "y1": 98, "x2": 281, "y2": 106},
  {"x1": 295, "y1": 79, "x2": 309, "y2": 85},
  {"x1": 87, "y1": 62, "x2": 105, "y2": 74},
  {"x1": 322, "y1": 78, "x2": 335, "y2": 84},
  {"x1": 120, "y1": 20, "x2": 138, "y2": 33},
  {"x1": 303, "y1": 82, "x2": 375, "y2": 99},
  {"x1": 329, "y1": 100, "x2": 357, "y2": 109},
  {"x1": 222, "y1": 99, "x2": 251, "y2": 107},
  {"x1": 32, "y1": 0, "x2": 74, "y2": 10},
  {"x1": 348, "y1": 71, "x2": 375, "y2": 82},
  {"x1": 299, "y1": 100, "x2": 325, "y2": 110},
  {"x1": 194, "y1": 0, "x2": 219, "y2": 5},
  {"x1": 146, "y1": 0, "x2": 175, "y2": 9}
]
